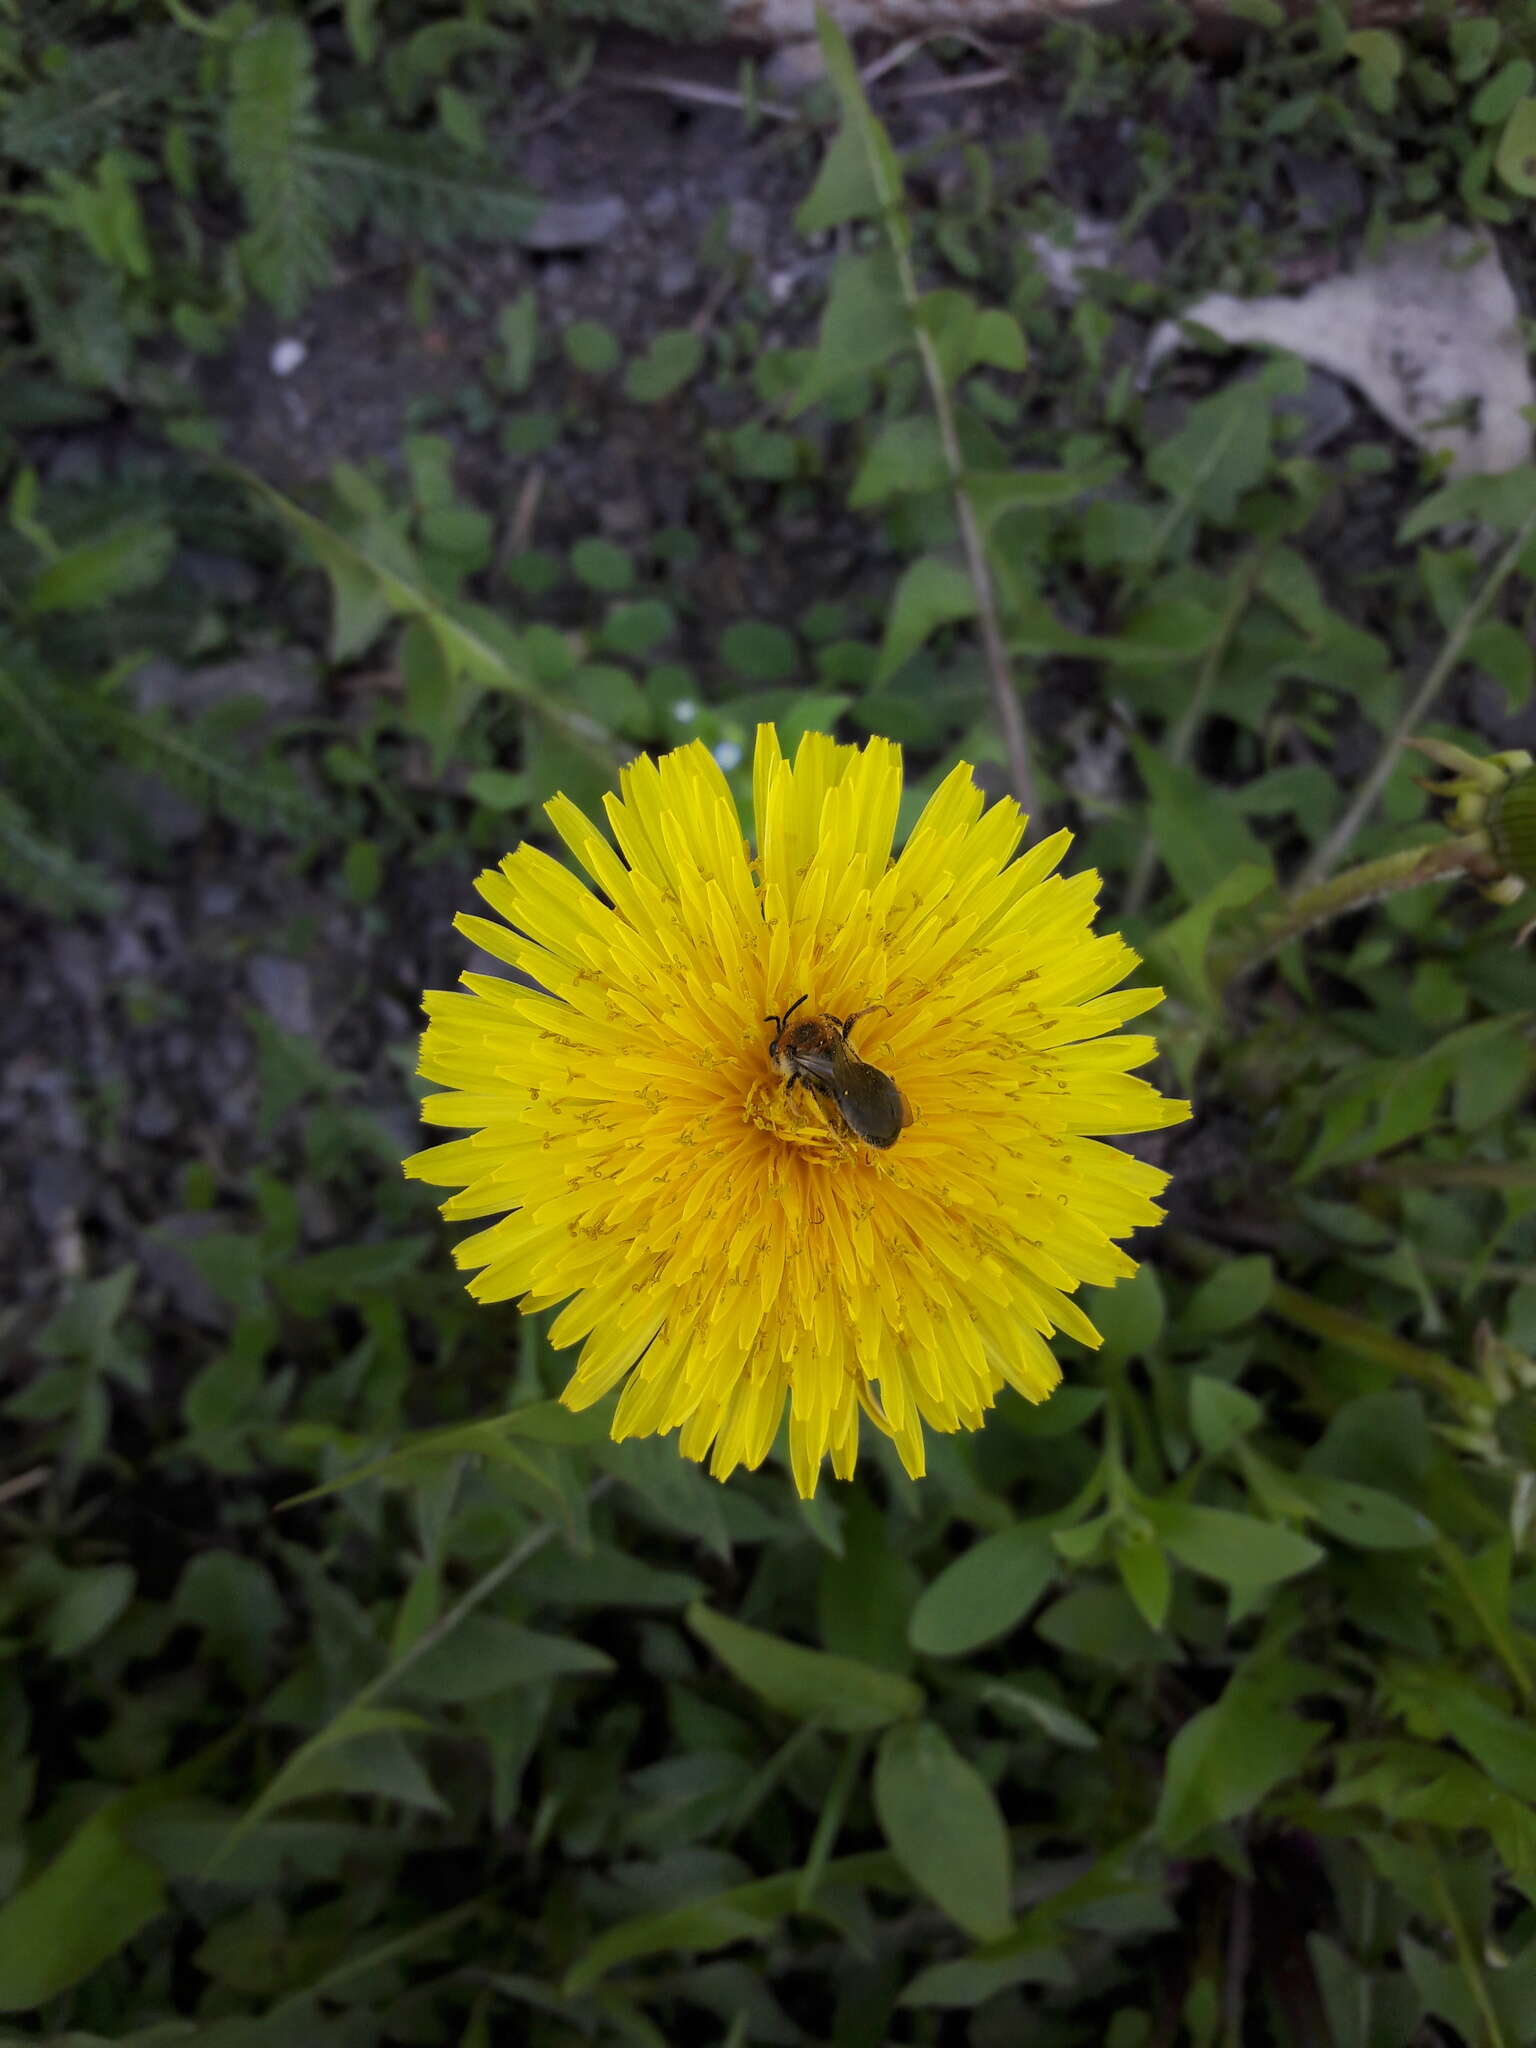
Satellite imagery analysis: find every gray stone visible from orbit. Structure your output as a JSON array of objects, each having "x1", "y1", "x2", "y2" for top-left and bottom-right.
[
  {"x1": 129, "y1": 648, "x2": 320, "y2": 721},
  {"x1": 520, "y1": 196, "x2": 626, "y2": 251},
  {"x1": 247, "y1": 955, "x2": 314, "y2": 1038}
]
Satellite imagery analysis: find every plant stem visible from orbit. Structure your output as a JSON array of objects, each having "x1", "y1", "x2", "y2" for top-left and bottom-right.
[
  {"x1": 1210, "y1": 832, "x2": 1495, "y2": 990},
  {"x1": 1297, "y1": 503, "x2": 1536, "y2": 888},
  {"x1": 1421, "y1": 1830, "x2": 1508, "y2": 2048},
  {"x1": 1124, "y1": 548, "x2": 1266, "y2": 918},
  {"x1": 907, "y1": 288, "x2": 1039, "y2": 822},
  {"x1": 1166, "y1": 1232, "x2": 1495, "y2": 1416},
  {"x1": 1362, "y1": 1160, "x2": 1536, "y2": 1191},
  {"x1": 839, "y1": 45, "x2": 1040, "y2": 823},
  {"x1": 1436, "y1": 1537, "x2": 1534, "y2": 1705}
]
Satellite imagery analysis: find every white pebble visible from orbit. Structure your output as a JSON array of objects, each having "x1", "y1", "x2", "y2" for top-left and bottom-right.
[{"x1": 270, "y1": 338, "x2": 308, "y2": 377}]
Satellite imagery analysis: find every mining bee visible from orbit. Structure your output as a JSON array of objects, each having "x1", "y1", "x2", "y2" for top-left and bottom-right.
[{"x1": 765, "y1": 995, "x2": 914, "y2": 1150}]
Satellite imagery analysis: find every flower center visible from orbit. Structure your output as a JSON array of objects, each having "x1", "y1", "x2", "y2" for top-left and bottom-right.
[{"x1": 744, "y1": 1076, "x2": 863, "y2": 1167}]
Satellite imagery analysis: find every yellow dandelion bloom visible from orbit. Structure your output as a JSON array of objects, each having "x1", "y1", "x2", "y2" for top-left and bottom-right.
[{"x1": 404, "y1": 727, "x2": 1189, "y2": 1499}]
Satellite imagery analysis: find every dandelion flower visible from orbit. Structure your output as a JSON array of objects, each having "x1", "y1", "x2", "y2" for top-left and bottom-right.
[{"x1": 405, "y1": 727, "x2": 1189, "y2": 1498}]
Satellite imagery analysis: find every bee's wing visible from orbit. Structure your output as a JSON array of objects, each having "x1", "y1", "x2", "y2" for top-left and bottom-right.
[
  {"x1": 825, "y1": 1036, "x2": 869, "y2": 1099},
  {"x1": 792, "y1": 1043, "x2": 843, "y2": 1090},
  {"x1": 829, "y1": 1040, "x2": 907, "y2": 1146}
]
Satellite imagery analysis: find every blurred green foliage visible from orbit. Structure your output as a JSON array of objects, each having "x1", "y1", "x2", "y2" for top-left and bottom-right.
[{"x1": 6, "y1": 3, "x2": 1536, "y2": 2045}]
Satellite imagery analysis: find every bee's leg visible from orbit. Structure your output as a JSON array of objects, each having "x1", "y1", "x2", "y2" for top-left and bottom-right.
[{"x1": 839, "y1": 1003, "x2": 889, "y2": 1039}]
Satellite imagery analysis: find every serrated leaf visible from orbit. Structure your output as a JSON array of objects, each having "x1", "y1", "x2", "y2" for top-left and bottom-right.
[
  {"x1": 224, "y1": 17, "x2": 330, "y2": 315},
  {"x1": 1130, "y1": 737, "x2": 1271, "y2": 909},
  {"x1": 25, "y1": 519, "x2": 173, "y2": 615},
  {"x1": 1155, "y1": 1677, "x2": 1325, "y2": 1848}
]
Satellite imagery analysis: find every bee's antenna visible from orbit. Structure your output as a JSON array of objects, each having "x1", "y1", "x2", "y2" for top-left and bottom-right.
[{"x1": 766, "y1": 993, "x2": 808, "y2": 1031}]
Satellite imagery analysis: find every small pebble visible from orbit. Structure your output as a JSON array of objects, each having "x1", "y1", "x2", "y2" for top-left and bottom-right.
[{"x1": 270, "y1": 338, "x2": 308, "y2": 377}]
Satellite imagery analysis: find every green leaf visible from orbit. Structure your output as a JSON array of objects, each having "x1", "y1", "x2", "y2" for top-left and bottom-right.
[
  {"x1": 1146, "y1": 375, "x2": 1289, "y2": 531},
  {"x1": 789, "y1": 250, "x2": 910, "y2": 416},
  {"x1": 849, "y1": 416, "x2": 948, "y2": 507},
  {"x1": 1465, "y1": 618, "x2": 1533, "y2": 704},
  {"x1": 1450, "y1": 16, "x2": 1502, "y2": 81},
  {"x1": 687, "y1": 1602, "x2": 922, "y2": 1733},
  {"x1": 1471, "y1": 57, "x2": 1534, "y2": 126},
  {"x1": 971, "y1": 307, "x2": 1027, "y2": 371},
  {"x1": 1035, "y1": 1584, "x2": 1167, "y2": 1669},
  {"x1": 270, "y1": 1721, "x2": 446, "y2": 1816},
  {"x1": 1177, "y1": 1254, "x2": 1273, "y2": 1339},
  {"x1": 562, "y1": 320, "x2": 620, "y2": 376},
  {"x1": 600, "y1": 599, "x2": 675, "y2": 659},
  {"x1": 819, "y1": 1491, "x2": 918, "y2": 1672},
  {"x1": 1115, "y1": 1531, "x2": 1171, "y2": 1631},
  {"x1": 570, "y1": 538, "x2": 633, "y2": 593},
  {"x1": 908, "y1": 1527, "x2": 1055, "y2": 1658},
  {"x1": 562, "y1": 1851, "x2": 900, "y2": 1994},
  {"x1": 976, "y1": 1678, "x2": 1098, "y2": 1749},
  {"x1": 1116, "y1": 597, "x2": 1221, "y2": 661},
  {"x1": 1129, "y1": 737, "x2": 1271, "y2": 909},
  {"x1": 1087, "y1": 1261, "x2": 1165, "y2": 1370},
  {"x1": 1399, "y1": 467, "x2": 1536, "y2": 541},
  {"x1": 1155, "y1": 1677, "x2": 1325, "y2": 1848},
  {"x1": 874, "y1": 1719, "x2": 1013, "y2": 1941},
  {"x1": 571, "y1": 662, "x2": 650, "y2": 736},
  {"x1": 403, "y1": 1616, "x2": 613, "y2": 1701},
  {"x1": 795, "y1": 117, "x2": 882, "y2": 235},
  {"x1": 0, "y1": 1803, "x2": 165, "y2": 2012},
  {"x1": 720, "y1": 620, "x2": 797, "y2": 683},
  {"x1": 1188, "y1": 1375, "x2": 1264, "y2": 1456},
  {"x1": 1287, "y1": 1475, "x2": 1436, "y2": 1550},
  {"x1": 43, "y1": 1563, "x2": 135, "y2": 1657},
  {"x1": 876, "y1": 556, "x2": 976, "y2": 680},
  {"x1": 902, "y1": 1946, "x2": 1072, "y2": 2007},
  {"x1": 1144, "y1": 860, "x2": 1272, "y2": 1014},
  {"x1": 274, "y1": 1235, "x2": 430, "y2": 1315},
  {"x1": 623, "y1": 328, "x2": 705, "y2": 403},
  {"x1": 1495, "y1": 98, "x2": 1536, "y2": 196},
  {"x1": 175, "y1": 1552, "x2": 286, "y2": 1691},
  {"x1": 1150, "y1": 1502, "x2": 1323, "y2": 1589},
  {"x1": 224, "y1": 16, "x2": 329, "y2": 314},
  {"x1": 497, "y1": 289, "x2": 538, "y2": 393},
  {"x1": 1398, "y1": 1673, "x2": 1536, "y2": 1801},
  {"x1": 813, "y1": 9, "x2": 908, "y2": 238},
  {"x1": 967, "y1": 466, "x2": 1112, "y2": 529},
  {"x1": 281, "y1": 1398, "x2": 610, "y2": 1505},
  {"x1": 239, "y1": 468, "x2": 614, "y2": 772},
  {"x1": 25, "y1": 519, "x2": 174, "y2": 615}
]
